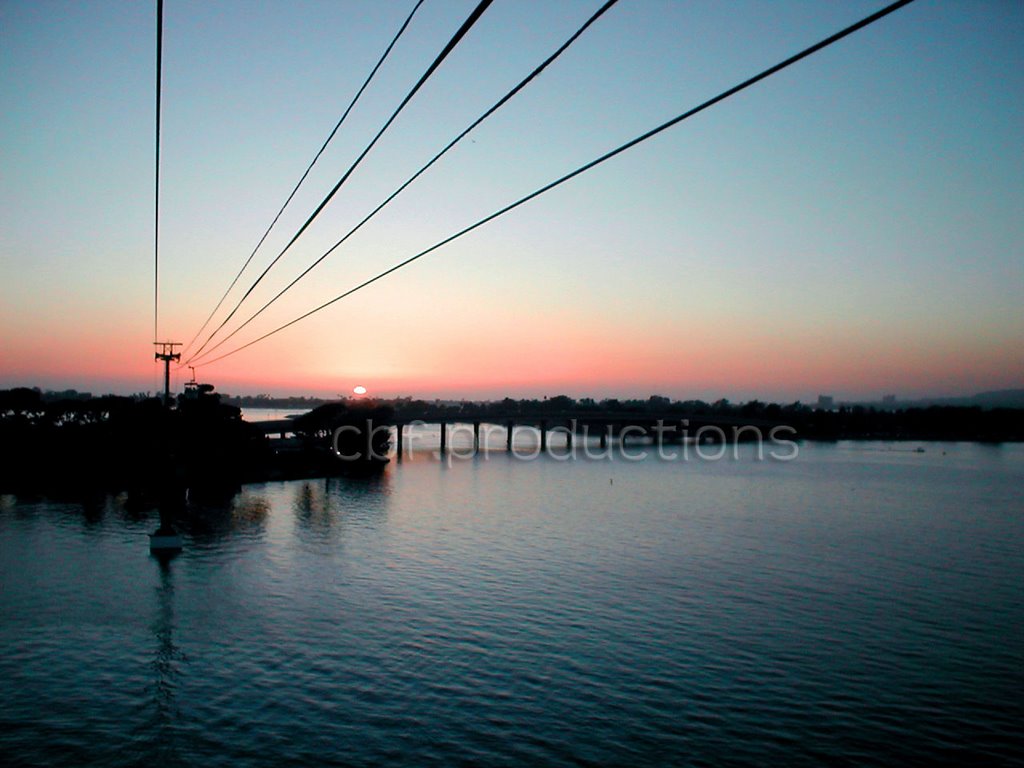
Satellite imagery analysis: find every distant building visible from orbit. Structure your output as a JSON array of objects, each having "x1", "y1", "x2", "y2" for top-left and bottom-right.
[{"x1": 817, "y1": 395, "x2": 835, "y2": 410}]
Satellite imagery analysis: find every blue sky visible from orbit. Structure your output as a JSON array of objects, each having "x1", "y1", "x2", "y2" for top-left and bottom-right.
[{"x1": 1, "y1": 0, "x2": 1021, "y2": 400}]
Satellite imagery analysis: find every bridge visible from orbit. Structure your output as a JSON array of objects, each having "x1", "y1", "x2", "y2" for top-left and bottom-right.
[{"x1": 251, "y1": 407, "x2": 786, "y2": 459}]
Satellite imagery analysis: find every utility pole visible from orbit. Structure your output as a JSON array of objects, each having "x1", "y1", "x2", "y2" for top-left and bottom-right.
[{"x1": 154, "y1": 342, "x2": 181, "y2": 406}]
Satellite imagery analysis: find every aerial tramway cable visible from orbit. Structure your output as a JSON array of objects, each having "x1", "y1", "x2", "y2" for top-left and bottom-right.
[
  {"x1": 153, "y1": 0, "x2": 163, "y2": 344},
  {"x1": 181, "y1": 0, "x2": 426, "y2": 356},
  {"x1": 187, "y1": 0, "x2": 621, "y2": 364},
  {"x1": 185, "y1": 0, "x2": 494, "y2": 365},
  {"x1": 193, "y1": 0, "x2": 917, "y2": 369}
]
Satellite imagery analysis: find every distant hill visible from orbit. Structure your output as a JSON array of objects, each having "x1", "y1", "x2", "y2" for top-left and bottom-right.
[
  {"x1": 841, "y1": 388, "x2": 1024, "y2": 411},
  {"x1": 972, "y1": 389, "x2": 1024, "y2": 409}
]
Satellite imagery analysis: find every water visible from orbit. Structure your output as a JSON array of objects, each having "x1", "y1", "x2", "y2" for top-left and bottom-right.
[
  {"x1": 1, "y1": 442, "x2": 1022, "y2": 766},
  {"x1": 240, "y1": 407, "x2": 312, "y2": 422}
]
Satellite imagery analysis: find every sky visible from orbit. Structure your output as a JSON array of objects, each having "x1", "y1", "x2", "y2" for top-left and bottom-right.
[{"x1": 1, "y1": 0, "x2": 1022, "y2": 402}]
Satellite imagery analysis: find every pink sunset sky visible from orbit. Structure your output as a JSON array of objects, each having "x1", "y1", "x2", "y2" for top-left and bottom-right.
[{"x1": 2, "y1": 1, "x2": 1021, "y2": 402}]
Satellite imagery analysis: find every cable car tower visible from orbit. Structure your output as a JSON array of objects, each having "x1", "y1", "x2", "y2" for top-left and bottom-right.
[{"x1": 154, "y1": 341, "x2": 181, "y2": 407}]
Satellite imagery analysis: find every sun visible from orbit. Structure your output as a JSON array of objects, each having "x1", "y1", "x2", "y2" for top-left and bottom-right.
[{"x1": 353, "y1": 385, "x2": 367, "y2": 395}]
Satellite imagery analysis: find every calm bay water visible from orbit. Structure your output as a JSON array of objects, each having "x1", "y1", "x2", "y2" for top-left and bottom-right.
[{"x1": 1, "y1": 441, "x2": 1022, "y2": 766}]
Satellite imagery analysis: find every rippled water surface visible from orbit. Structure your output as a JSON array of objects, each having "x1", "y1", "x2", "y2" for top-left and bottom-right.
[{"x1": 1, "y1": 442, "x2": 1022, "y2": 766}]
